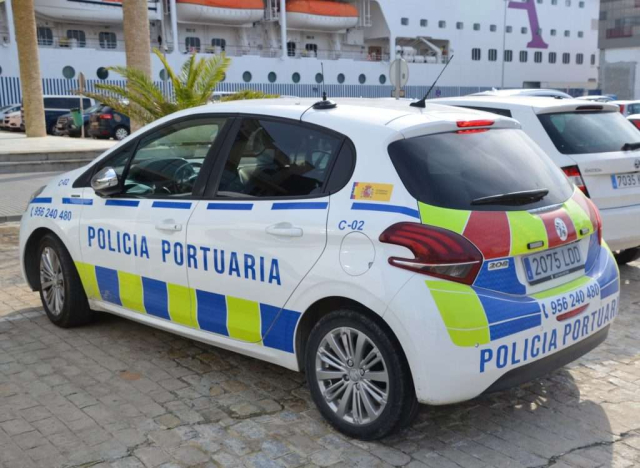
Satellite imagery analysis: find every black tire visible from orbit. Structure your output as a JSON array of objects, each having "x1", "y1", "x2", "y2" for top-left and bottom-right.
[
  {"x1": 305, "y1": 309, "x2": 417, "y2": 440},
  {"x1": 37, "y1": 234, "x2": 95, "y2": 328},
  {"x1": 614, "y1": 247, "x2": 640, "y2": 265}
]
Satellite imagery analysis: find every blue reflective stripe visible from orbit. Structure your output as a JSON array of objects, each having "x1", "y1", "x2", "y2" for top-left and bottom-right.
[
  {"x1": 30, "y1": 197, "x2": 52, "y2": 204},
  {"x1": 489, "y1": 314, "x2": 542, "y2": 341},
  {"x1": 475, "y1": 291, "x2": 540, "y2": 324},
  {"x1": 196, "y1": 289, "x2": 228, "y2": 335},
  {"x1": 271, "y1": 202, "x2": 328, "y2": 210},
  {"x1": 152, "y1": 201, "x2": 192, "y2": 209},
  {"x1": 105, "y1": 199, "x2": 140, "y2": 207},
  {"x1": 351, "y1": 202, "x2": 420, "y2": 219},
  {"x1": 142, "y1": 277, "x2": 170, "y2": 320},
  {"x1": 260, "y1": 304, "x2": 301, "y2": 353},
  {"x1": 62, "y1": 198, "x2": 93, "y2": 205},
  {"x1": 207, "y1": 203, "x2": 253, "y2": 211},
  {"x1": 600, "y1": 279, "x2": 619, "y2": 300},
  {"x1": 95, "y1": 266, "x2": 121, "y2": 306},
  {"x1": 474, "y1": 257, "x2": 526, "y2": 296}
]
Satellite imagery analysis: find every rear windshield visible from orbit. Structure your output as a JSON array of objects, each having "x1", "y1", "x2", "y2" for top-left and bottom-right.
[
  {"x1": 388, "y1": 129, "x2": 573, "y2": 212},
  {"x1": 538, "y1": 111, "x2": 640, "y2": 155}
]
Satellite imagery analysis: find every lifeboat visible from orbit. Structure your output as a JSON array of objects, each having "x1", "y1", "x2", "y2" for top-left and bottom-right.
[
  {"x1": 285, "y1": 0, "x2": 358, "y2": 31},
  {"x1": 176, "y1": 0, "x2": 264, "y2": 25},
  {"x1": 34, "y1": 0, "x2": 161, "y2": 24}
]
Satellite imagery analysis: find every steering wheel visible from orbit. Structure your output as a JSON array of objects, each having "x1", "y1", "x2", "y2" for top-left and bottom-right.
[{"x1": 174, "y1": 161, "x2": 203, "y2": 194}]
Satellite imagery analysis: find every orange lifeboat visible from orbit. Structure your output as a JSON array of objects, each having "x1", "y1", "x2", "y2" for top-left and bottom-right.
[
  {"x1": 286, "y1": 0, "x2": 359, "y2": 31},
  {"x1": 176, "y1": 0, "x2": 265, "y2": 25}
]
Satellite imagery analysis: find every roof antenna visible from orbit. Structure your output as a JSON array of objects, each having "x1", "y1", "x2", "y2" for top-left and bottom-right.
[
  {"x1": 313, "y1": 61, "x2": 337, "y2": 109},
  {"x1": 410, "y1": 55, "x2": 454, "y2": 108}
]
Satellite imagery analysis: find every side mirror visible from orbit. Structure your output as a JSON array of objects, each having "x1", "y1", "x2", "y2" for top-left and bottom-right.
[{"x1": 91, "y1": 167, "x2": 120, "y2": 196}]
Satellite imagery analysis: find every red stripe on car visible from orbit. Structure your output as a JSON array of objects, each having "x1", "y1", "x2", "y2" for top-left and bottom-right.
[{"x1": 463, "y1": 211, "x2": 511, "y2": 259}]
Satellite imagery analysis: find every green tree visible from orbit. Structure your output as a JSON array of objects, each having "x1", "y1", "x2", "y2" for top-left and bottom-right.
[{"x1": 83, "y1": 48, "x2": 276, "y2": 126}]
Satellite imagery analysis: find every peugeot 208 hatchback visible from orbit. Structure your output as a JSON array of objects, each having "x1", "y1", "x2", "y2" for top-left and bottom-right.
[{"x1": 20, "y1": 99, "x2": 619, "y2": 439}]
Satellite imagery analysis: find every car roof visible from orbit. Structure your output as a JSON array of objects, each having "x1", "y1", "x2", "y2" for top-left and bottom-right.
[
  {"x1": 470, "y1": 89, "x2": 572, "y2": 98},
  {"x1": 433, "y1": 96, "x2": 620, "y2": 114}
]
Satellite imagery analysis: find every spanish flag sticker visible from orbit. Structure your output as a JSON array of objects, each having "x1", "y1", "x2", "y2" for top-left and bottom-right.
[{"x1": 350, "y1": 182, "x2": 394, "y2": 202}]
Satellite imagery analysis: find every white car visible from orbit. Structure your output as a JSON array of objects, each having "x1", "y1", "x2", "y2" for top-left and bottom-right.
[
  {"x1": 576, "y1": 95, "x2": 615, "y2": 103},
  {"x1": 4, "y1": 110, "x2": 22, "y2": 131},
  {"x1": 611, "y1": 100, "x2": 640, "y2": 117},
  {"x1": 0, "y1": 104, "x2": 20, "y2": 128},
  {"x1": 470, "y1": 88, "x2": 572, "y2": 99},
  {"x1": 436, "y1": 96, "x2": 640, "y2": 264},
  {"x1": 19, "y1": 98, "x2": 619, "y2": 439}
]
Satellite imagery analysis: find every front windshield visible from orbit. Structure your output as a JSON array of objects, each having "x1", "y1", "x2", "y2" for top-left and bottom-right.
[{"x1": 83, "y1": 104, "x2": 102, "y2": 115}]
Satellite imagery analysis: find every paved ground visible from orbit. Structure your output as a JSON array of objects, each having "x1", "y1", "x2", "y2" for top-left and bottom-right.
[
  {"x1": 0, "y1": 172, "x2": 60, "y2": 222},
  {"x1": 0, "y1": 222, "x2": 639, "y2": 468},
  {"x1": 0, "y1": 132, "x2": 114, "y2": 155}
]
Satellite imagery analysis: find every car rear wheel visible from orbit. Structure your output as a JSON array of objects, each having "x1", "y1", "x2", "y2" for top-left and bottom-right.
[
  {"x1": 38, "y1": 234, "x2": 94, "y2": 328},
  {"x1": 114, "y1": 126, "x2": 129, "y2": 141},
  {"x1": 305, "y1": 309, "x2": 417, "y2": 440},
  {"x1": 614, "y1": 247, "x2": 640, "y2": 265}
]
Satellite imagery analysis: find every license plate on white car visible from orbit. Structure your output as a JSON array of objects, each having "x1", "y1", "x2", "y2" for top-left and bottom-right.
[
  {"x1": 612, "y1": 173, "x2": 640, "y2": 189},
  {"x1": 523, "y1": 243, "x2": 584, "y2": 285}
]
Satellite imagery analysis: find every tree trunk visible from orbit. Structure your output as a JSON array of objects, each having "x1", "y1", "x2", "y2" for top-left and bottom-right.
[
  {"x1": 122, "y1": 0, "x2": 152, "y2": 132},
  {"x1": 12, "y1": 0, "x2": 46, "y2": 137}
]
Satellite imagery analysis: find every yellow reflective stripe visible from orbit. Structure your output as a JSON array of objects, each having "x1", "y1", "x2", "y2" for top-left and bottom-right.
[
  {"x1": 507, "y1": 211, "x2": 547, "y2": 256},
  {"x1": 564, "y1": 198, "x2": 593, "y2": 240},
  {"x1": 227, "y1": 296, "x2": 261, "y2": 342},
  {"x1": 418, "y1": 203, "x2": 470, "y2": 234},
  {"x1": 532, "y1": 275, "x2": 592, "y2": 299},
  {"x1": 118, "y1": 271, "x2": 145, "y2": 314},
  {"x1": 167, "y1": 283, "x2": 198, "y2": 328},
  {"x1": 75, "y1": 262, "x2": 100, "y2": 300},
  {"x1": 426, "y1": 280, "x2": 490, "y2": 347}
]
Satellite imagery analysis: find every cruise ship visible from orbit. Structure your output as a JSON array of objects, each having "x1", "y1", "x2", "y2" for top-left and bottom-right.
[{"x1": 0, "y1": 0, "x2": 600, "y2": 105}]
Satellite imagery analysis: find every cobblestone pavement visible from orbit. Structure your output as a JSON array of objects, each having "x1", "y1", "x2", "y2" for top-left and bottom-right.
[
  {"x1": 0, "y1": 222, "x2": 639, "y2": 468},
  {"x1": 0, "y1": 173, "x2": 60, "y2": 222}
]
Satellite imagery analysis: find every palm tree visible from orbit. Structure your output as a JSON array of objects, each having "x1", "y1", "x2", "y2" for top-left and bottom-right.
[
  {"x1": 83, "y1": 49, "x2": 276, "y2": 126},
  {"x1": 12, "y1": 0, "x2": 46, "y2": 136},
  {"x1": 122, "y1": 0, "x2": 152, "y2": 132}
]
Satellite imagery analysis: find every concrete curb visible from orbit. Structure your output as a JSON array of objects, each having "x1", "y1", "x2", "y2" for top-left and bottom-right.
[{"x1": 0, "y1": 215, "x2": 22, "y2": 224}]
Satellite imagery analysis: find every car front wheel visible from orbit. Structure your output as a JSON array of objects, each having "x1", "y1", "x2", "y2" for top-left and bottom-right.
[
  {"x1": 38, "y1": 234, "x2": 94, "y2": 327},
  {"x1": 305, "y1": 309, "x2": 418, "y2": 440}
]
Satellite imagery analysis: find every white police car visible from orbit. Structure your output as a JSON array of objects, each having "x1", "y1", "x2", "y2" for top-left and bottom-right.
[{"x1": 20, "y1": 98, "x2": 620, "y2": 440}]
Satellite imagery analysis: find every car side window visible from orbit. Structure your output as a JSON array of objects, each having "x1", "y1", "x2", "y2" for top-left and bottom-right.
[
  {"x1": 122, "y1": 117, "x2": 227, "y2": 197},
  {"x1": 215, "y1": 118, "x2": 342, "y2": 198}
]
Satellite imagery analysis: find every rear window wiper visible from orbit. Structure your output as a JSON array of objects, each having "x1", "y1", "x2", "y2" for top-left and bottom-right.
[
  {"x1": 621, "y1": 142, "x2": 640, "y2": 151},
  {"x1": 471, "y1": 189, "x2": 549, "y2": 206}
]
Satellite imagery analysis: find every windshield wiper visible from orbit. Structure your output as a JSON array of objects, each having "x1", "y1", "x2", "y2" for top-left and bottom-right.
[
  {"x1": 621, "y1": 142, "x2": 640, "y2": 151},
  {"x1": 471, "y1": 189, "x2": 549, "y2": 206}
]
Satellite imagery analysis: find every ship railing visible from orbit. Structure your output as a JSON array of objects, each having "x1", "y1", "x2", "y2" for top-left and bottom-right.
[{"x1": 186, "y1": 44, "x2": 390, "y2": 62}]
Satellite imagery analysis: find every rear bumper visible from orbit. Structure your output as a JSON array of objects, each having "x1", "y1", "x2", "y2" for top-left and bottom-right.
[{"x1": 601, "y1": 203, "x2": 640, "y2": 251}]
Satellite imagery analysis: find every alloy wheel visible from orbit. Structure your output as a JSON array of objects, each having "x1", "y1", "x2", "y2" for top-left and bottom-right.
[{"x1": 40, "y1": 247, "x2": 64, "y2": 316}]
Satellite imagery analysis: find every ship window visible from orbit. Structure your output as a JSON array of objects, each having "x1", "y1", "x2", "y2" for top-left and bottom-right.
[
  {"x1": 337, "y1": 73, "x2": 345, "y2": 84},
  {"x1": 37, "y1": 27, "x2": 53, "y2": 46},
  {"x1": 287, "y1": 42, "x2": 296, "y2": 57},
  {"x1": 551, "y1": 29, "x2": 557, "y2": 36},
  {"x1": 504, "y1": 50, "x2": 513, "y2": 62},
  {"x1": 490, "y1": 24, "x2": 497, "y2": 32},
  {"x1": 591, "y1": 54, "x2": 596, "y2": 65},
  {"x1": 506, "y1": 26, "x2": 512, "y2": 33},
  {"x1": 456, "y1": 22, "x2": 463, "y2": 30},
  {"x1": 439, "y1": 21, "x2": 446, "y2": 28},
  {"x1": 473, "y1": 23, "x2": 480, "y2": 31},
  {"x1": 552, "y1": 0, "x2": 558, "y2": 5},
  {"x1": 243, "y1": 71, "x2": 252, "y2": 82},
  {"x1": 549, "y1": 52, "x2": 557, "y2": 63},
  {"x1": 578, "y1": 31, "x2": 583, "y2": 38},
  {"x1": 401, "y1": 18, "x2": 409, "y2": 26},
  {"x1": 62, "y1": 66, "x2": 75, "y2": 80},
  {"x1": 521, "y1": 27, "x2": 528, "y2": 34},
  {"x1": 358, "y1": 74, "x2": 366, "y2": 84},
  {"x1": 211, "y1": 38, "x2": 226, "y2": 51},
  {"x1": 576, "y1": 53, "x2": 584, "y2": 65},
  {"x1": 185, "y1": 37, "x2": 201, "y2": 53},
  {"x1": 579, "y1": 1, "x2": 584, "y2": 7},
  {"x1": 471, "y1": 48, "x2": 481, "y2": 61},
  {"x1": 519, "y1": 51, "x2": 528, "y2": 62},
  {"x1": 564, "y1": 30, "x2": 570, "y2": 37},
  {"x1": 97, "y1": 67, "x2": 109, "y2": 80},
  {"x1": 268, "y1": 72, "x2": 277, "y2": 83},
  {"x1": 488, "y1": 49, "x2": 497, "y2": 62},
  {"x1": 221, "y1": 72, "x2": 226, "y2": 82},
  {"x1": 420, "y1": 19, "x2": 427, "y2": 27},
  {"x1": 562, "y1": 53, "x2": 570, "y2": 64},
  {"x1": 534, "y1": 51, "x2": 542, "y2": 63},
  {"x1": 565, "y1": 0, "x2": 571, "y2": 6},
  {"x1": 66, "y1": 30, "x2": 86, "y2": 47},
  {"x1": 99, "y1": 32, "x2": 117, "y2": 49},
  {"x1": 379, "y1": 74, "x2": 386, "y2": 84},
  {"x1": 315, "y1": 73, "x2": 323, "y2": 84},
  {"x1": 305, "y1": 43, "x2": 318, "y2": 57},
  {"x1": 292, "y1": 72, "x2": 300, "y2": 83},
  {"x1": 0, "y1": 66, "x2": 2, "y2": 76},
  {"x1": 160, "y1": 69, "x2": 168, "y2": 81}
]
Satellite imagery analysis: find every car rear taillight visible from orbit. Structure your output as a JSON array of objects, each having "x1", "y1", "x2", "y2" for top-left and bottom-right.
[
  {"x1": 618, "y1": 104, "x2": 626, "y2": 114},
  {"x1": 379, "y1": 223, "x2": 483, "y2": 285},
  {"x1": 630, "y1": 119, "x2": 640, "y2": 130},
  {"x1": 586, "y1": 198, "x2": 603, "y2": 245},
  {"x1": 562, "y1": 165, "x2": 590, "y2": 197},
  {"x1": 99, "y1": 114, "x2": 113, "y2": 120}
]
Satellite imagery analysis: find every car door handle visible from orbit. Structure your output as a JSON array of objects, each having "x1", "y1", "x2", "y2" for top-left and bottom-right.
[
  {"x1": 155, "y1": 220, "x2": 182, "y2": 232},
  {"x1": 266, "y1": 222, "x2": 303, "y2": 238}
]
